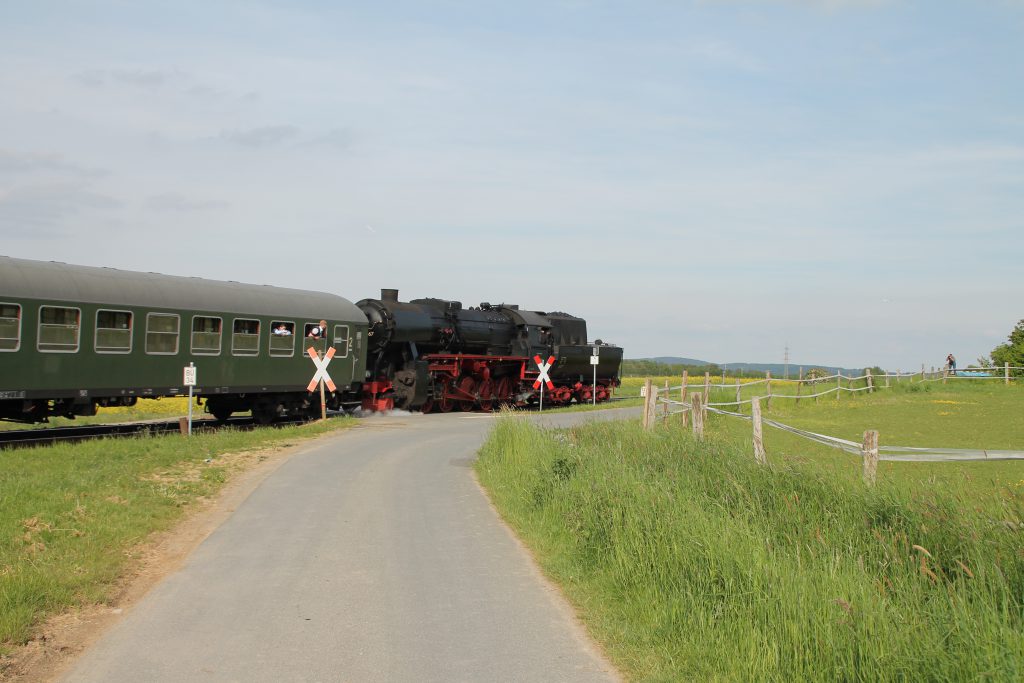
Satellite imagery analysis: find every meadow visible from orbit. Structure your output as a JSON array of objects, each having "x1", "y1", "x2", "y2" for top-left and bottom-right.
[
  {"x1": 475, "y1": 380, "x2": 1024, "y2": 681},
  {"x1": 0, "y1": 418, "x2": 351, "y2": 655}
]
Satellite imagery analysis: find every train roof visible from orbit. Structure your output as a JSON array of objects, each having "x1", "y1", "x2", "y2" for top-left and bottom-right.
[{"x1": 0, "y1": 256, "x2": 365, "y2": 322}]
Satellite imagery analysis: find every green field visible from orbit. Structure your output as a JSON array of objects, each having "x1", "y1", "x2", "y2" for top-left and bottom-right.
[
  {"x1": 0, "y1": 418, "x2": 351, "y2": 654},
  {"x1": 475, "y1": 381, "x2": 1024, "y2": 681}
]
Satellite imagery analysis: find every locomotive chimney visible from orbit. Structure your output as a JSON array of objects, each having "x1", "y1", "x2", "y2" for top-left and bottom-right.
[{"x1": 381, "y1": 288, "x2": 399, "y2": 303}]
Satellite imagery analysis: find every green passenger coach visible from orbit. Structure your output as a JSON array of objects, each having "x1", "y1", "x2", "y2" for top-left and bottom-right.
[{"x1": 0, "y1": 256, "x2": 368, "y2": 424}]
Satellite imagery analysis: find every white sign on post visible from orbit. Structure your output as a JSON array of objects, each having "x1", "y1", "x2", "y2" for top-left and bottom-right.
[
  {"x1": 183, "y1": 362, "x2": 196, "y2": 436},
  {"x1": 590, "y1": 356, "x2": 600, "y2": 365}
]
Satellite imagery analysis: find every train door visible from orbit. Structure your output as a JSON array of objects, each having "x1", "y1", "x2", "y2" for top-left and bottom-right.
[{"x1": 333, "y1": 324, "x2": 352, "y2": 385}]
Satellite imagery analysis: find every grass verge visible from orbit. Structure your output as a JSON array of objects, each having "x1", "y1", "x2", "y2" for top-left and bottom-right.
[
  {"x1": 0, "y1": 418, "x2": 351, "y2": 653},
  {"x1": 476, "y1": 415, "x2": 1024, "y2": 681}
]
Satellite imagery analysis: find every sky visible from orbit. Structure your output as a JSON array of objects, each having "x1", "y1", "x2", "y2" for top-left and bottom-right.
[{"x1": 1, "y1": 1, "x2": 1022, "y2": 370}]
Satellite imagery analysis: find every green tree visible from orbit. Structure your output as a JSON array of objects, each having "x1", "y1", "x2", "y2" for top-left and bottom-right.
[{"x1": 988, "y1": 319, "x2": 1024, "y2": 374}]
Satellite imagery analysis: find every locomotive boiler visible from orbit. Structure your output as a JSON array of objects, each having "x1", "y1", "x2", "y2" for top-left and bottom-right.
[{"x1": 358, "y1": 289, "x2": 622, "y2": 412}]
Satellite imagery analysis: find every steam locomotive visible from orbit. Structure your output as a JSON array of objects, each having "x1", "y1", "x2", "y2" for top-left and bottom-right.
[{"x1": 358, "y1": 289, "x2": 622, "y2": 412}]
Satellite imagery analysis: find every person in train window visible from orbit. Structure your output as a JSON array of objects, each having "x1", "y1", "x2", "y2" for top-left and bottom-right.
[{"x1": 308, "y1": 320, "x2": 327, "y2": 338}]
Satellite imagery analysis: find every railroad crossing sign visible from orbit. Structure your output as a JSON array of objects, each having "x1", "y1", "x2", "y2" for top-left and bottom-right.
[
  {"x1": 307, "y1": 346, "x2": 338, "y2": 392},
  {"x1": 533, "y1": 355, "x2": 555, "y2": 390}
]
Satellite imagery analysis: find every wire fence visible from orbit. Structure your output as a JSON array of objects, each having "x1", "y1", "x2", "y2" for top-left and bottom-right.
[
  {"x1": 636, "y1": 364, "x2": 1023, "y2": 409},
  {"x1": 635, "y1": 373, "x2": 1024, "y2": 482}
]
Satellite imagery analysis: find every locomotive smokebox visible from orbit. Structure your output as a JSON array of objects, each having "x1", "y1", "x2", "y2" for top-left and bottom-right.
[{"x1": 381, "y1": 288, "x2": 399, "y2": 302}]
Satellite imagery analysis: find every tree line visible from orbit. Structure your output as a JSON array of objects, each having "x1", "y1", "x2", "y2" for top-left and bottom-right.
[{"x1": 980, "y1": 319, "x2": 1024, "y2": 374}]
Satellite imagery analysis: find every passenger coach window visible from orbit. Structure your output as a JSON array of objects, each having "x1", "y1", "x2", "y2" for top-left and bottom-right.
[
  {"x1": 95, "y1": 310, "x2": 132, "y2": 353},
  {"x1": 146, "y1": 313, "x2": 180, "y2": 354},
  {"x1": 0, "y1": 303, "x2": 20, "y2": 351},
  {"x1": 38, "y1": 306, "x2": 81, "y2": 353},
  {"x1": 333, "y1": 325, "x2": 350, "y2": 357},
  {"x1": 191, "y1": 316, "x2": 222, "y2": 355},
  {"x1": 303, "y1": 323, "x2": 324, "y2": 356},
  {"x1": 232, "y1": 319, "x2": 260, "y2": 356},
  {"x1": 269, "y1": 320, "x2": 295, "y2": 357}
]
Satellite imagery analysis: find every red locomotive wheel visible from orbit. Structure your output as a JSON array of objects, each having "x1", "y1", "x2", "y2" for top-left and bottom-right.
[
  {"x1": 478, "y1": 379, "x2": 494, "y2": 411},
  {"x1": 457, "y1": 377, "x2": 477, "y2": 411}
]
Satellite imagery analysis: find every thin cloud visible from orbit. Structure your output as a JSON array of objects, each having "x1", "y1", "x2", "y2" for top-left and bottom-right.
[
  {"x1": 305, "y1": 127, "x2": 354, "y2": 151},
  {"x1": 0, "y1": 183, "x2": 121, "y2": 232},
  {"x1": 72, "y1": 68, "x2": 178, "y2": 88},
  {"x1": 689, "y1": 39, "x2": 766, "y2": 73},
  {"x1": 219, "y1": 125, "x2": 300, "y2": 148},
  {"x1": 0, "y1": 150, "x2": 107, "y2": 178},
  {"x1": 145, "y1": 193, "x2": 229, "y2": 212}
]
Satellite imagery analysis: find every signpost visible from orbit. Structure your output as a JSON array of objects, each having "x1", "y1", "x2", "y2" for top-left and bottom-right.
[
  {"x1": 533, "y1": 355, "x2": 555, "y2": 411},
  {"x1": 591, "y1": 346, "x2": 600, "y2": 406},
  {"x1": 183, "y1": 362, "x2": 197, "y2": 436},
  {"x1": 307, "y1": 346, "x2": 337, "y2": 420}
]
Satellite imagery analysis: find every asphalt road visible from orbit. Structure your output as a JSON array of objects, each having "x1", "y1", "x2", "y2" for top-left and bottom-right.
[{"x1": 60, "y1": 408, "x2": 638, "y2": 683}]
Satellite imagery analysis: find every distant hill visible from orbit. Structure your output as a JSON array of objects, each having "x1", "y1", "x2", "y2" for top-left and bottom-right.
[
  {"x1": 647, "y1": 357, "x2": 873, "y2": 377},
  {"x1": 650, "y1": 356, "x2": 710, "y2": 366}
]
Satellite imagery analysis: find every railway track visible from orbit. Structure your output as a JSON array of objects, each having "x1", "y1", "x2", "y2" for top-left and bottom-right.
[
  {"x1": 0, "y1": 415, "x2": 318, "y2": 450},
  {"x1": 0, "y1": 398, "x2": 632, "y2": 450}
]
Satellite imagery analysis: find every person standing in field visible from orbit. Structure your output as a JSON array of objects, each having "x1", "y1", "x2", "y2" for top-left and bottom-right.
[{"x1": 946, "y1": 353, "x2": 956, "y2": 373}]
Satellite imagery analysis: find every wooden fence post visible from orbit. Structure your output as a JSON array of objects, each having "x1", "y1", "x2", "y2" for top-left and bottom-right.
[
  {"x1": 862, "y1": 430, "x2": 879, "y2": 486},
  {"x1": 942, "y1": 367, "x2": 947, "y2": 384},
  {"x1": 751, "y1": 396, "x2": 766, "y2": 465},
  {"x1": 1006, "y1": 362, "x2": 1011, "y2": 385},
  {"x1": 836, "y1": 371, "x2": 842, "y2": 402},
  {"x1": 796, "y1": 367, "x2": 803, "y2": 405},
  {"x1": 691, "y1": 393, "x2": 704, "y2": 439},
  {"x1": 766, "y1": 371, "x2": 773, "y2": 411},
  {"x1": 680, "y1": 371, "x2": 689, "y2": 427},
  {"x1": 896, "y1": 369, "x2": 901, "y2": 384},
  {"x1": 663, "y1": 379, "x2": 670, "y2": 421},
  {"x1": 866, "y1": 369, "x2": 873, "y2": 394},
  {"x1": 649, "y1": 383, "x2": 659, "y2": 429},
  {"x1": 641, "y1": 378, "x2": 653, "y2": 429},
  {"x1": 735, "y1": 377, "x2": 741, "y2": 407},
  {"x1": 703, "y1": 372, "x2": 711, "y2": 404},
  {"x1": 921, "y1": 363, "x2": 925, "y2": 382}
]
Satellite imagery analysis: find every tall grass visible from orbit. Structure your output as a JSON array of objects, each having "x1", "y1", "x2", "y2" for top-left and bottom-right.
[{"x1": 476, "y1": 416, "x2": 1024, "y2": 681}]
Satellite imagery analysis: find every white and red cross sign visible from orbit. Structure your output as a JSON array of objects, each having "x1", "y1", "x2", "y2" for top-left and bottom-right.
[
  {"x1": 307, "y1": 346, "x2": 337, "y2": 392},
  {"x1": 533, "y1": 355, "x2": 555, "y2": 390}
]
